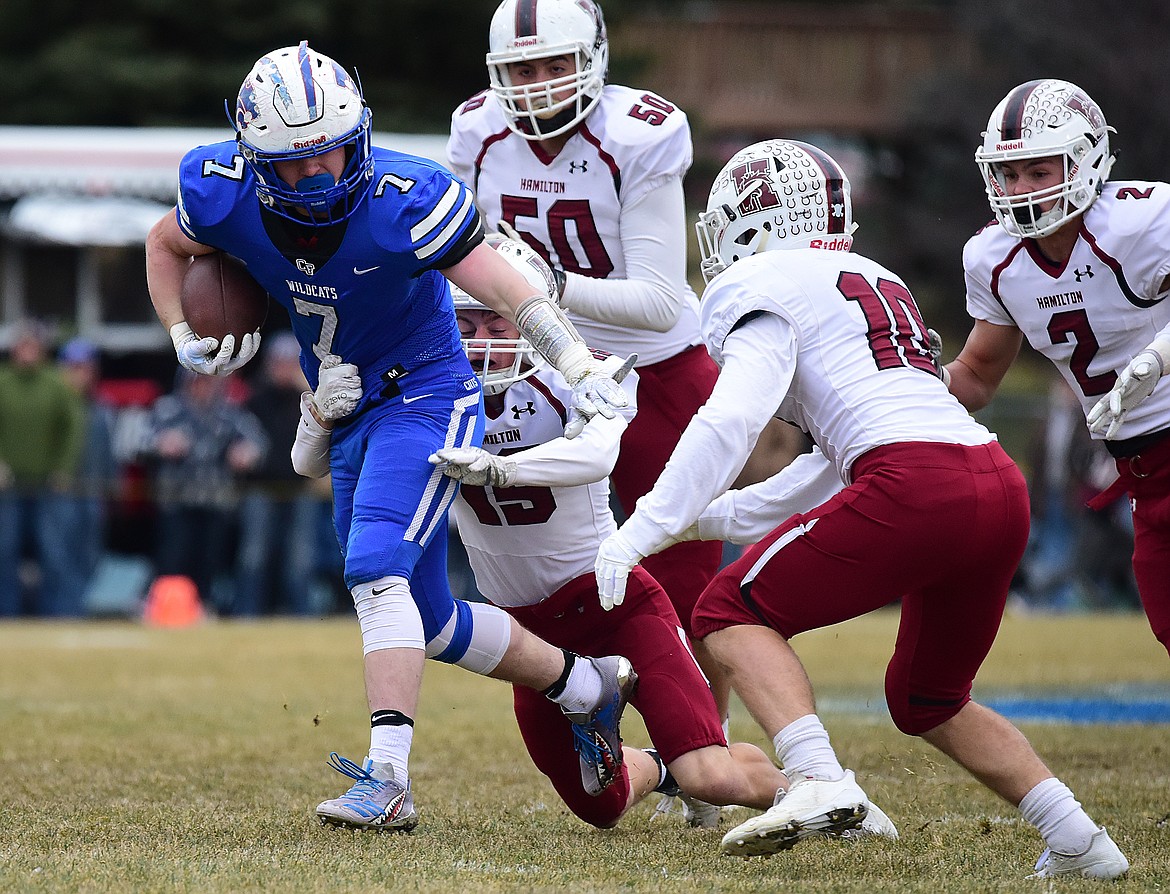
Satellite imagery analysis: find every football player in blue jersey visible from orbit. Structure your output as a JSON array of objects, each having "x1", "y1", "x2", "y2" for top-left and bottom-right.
[{"x1": 145, "y1": 41, "x2": 637, "y2": 833}]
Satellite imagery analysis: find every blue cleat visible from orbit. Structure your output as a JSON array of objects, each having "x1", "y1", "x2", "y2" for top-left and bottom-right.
[
  {"x1": 315, "y1": 753, "x2": 418, "y2": 832},
  {"x1": 562, "y1": 655, "x2": 638, "y2": 796}
]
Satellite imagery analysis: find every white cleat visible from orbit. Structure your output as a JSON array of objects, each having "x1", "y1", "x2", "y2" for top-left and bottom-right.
[
  {"x1": 1029, "y1": 826, "x2": 1129, "y2": 880},
  {"x1": 836, "y1": 798, "x2": 898, "y2": 841},
  {"x1": 720, "y1": 769, "x2": 868, "y2": 857}
]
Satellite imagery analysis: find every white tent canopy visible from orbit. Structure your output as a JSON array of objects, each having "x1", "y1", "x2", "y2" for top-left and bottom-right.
[
  {"x1": 7, "y1": 194, "x2": 174, "y2": 247},
  {"x1": 0, "y1": 125, "x2": 451, "y2": 204}
]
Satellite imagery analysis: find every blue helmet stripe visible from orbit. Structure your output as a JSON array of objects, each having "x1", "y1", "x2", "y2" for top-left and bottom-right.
[{"x1": 297, "y1": 40, "x2": 319, "y2": 118}]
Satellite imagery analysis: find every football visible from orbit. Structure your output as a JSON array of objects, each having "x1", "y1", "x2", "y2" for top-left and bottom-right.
[{"x1": 179, "y1": 252, "x2": 269, "y2": 345}]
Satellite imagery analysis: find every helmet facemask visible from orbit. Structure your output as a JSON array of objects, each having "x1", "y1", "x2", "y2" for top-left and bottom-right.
[
  {"x1": 452, "y1": 237, "x2": 551, "y2": 394},
  {"x1": 232, "y1": 41, "x2": 374, "y2": 226},
  {"x1": 976, "y1": 79, "x2": 1115, "y2": 238},
  {"x1": 486, "y1": 0, "x2": 608, "y2": 141}
]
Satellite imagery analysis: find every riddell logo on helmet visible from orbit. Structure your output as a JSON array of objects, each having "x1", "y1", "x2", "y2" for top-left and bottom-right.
[
  {"x1": 291, "y1": 134, "x2": 329, "y2": 150},
  {"x1": 513, "y1": 37, "x2": 540, "y2": 48},
  {"x1": 810, "y1": 236, "x2": 850, "y2": 250},
  {"x1": 996, "y1": 141, "x2": 1025, "y2": 151}
]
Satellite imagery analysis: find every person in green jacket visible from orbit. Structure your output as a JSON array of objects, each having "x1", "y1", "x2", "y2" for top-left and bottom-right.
[{"x1": 0, "y1": 320, "x2": 86, "y2": 616}]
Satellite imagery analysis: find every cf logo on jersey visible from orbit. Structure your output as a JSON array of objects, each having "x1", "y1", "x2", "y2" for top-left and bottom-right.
[
  {"x1": 296, "y1": 258, "x2": 316, "y2": 276},
  {"x1": 569, "y1": 160, "x2": 589, "y2": 174},
  {"x1": 511, "y1": 401, "x2": 536, "y2": 419},
  {"x1": 1074, "y1": 265, "x2": 1094, "y2": 282}
]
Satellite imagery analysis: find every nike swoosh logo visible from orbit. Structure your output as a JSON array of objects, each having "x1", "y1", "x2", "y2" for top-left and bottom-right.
[
  {"x1": 354, "y1": 265, "x2": 380, "y2": 275},
  {"x1": 402, "y1": 394, "x2": 433, "y2": 404},
  {"x1": 372, "y1": 586, "x2": 391, "y2": 596}
]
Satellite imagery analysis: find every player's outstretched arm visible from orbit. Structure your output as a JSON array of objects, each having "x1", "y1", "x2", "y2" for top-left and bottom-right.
[
  {"x1": 290, "y1": 355, "x2": 363, "y2": 478},
  {"x1": 944, "y1": 319, "x2": 1024, "y2": 412},
  {"x1": 1087, "y1": 321, "x2": 1170, "y2": 438}
]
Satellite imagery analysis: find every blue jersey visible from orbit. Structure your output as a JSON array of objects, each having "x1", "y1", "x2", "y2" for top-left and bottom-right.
[
  {"x1": 174, "y1": 140, "x2": 487, "y2": 619},
  {"x1": 175, "y1": 141, "x2": 482, "y2": 409}
]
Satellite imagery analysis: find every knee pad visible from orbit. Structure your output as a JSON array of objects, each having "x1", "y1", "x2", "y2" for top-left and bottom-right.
[
  {"x1": 424, "y1": 599, "x2": 511, "y2": 674},
  {"x1": 352, "y1": 576, "x2": 424, "y2": 655}
]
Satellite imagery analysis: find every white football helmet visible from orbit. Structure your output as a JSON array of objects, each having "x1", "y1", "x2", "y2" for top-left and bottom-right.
[
  {"x1": 452, "y1": 238, "x2": 552, "y2": 394},
  {"x1": 232, "y1": 41, "x2": 374, "y2": 225},
  {"x1": 976, "y1": 79, "x2": 1115, "y2": 238},
  {"x1": 696, "y1": 139, "x2": 857, "y2": 283},
  {"x1": 486, "y1": 0, "x2": 608, "y2": 140}
]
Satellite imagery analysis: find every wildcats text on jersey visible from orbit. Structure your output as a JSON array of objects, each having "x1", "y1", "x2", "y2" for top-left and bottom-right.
[{"x1": 285, "y1": 279, "x2": 339, "y2": 301}]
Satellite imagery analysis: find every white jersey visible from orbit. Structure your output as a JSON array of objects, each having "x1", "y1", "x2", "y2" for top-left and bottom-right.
[
  {"x1": 965, "y1": 181, "x2": 1170, "y2": 440},
  {"x1": 449, "y1": 368, "x2": 635, "y2": 608},
  {"x1": 705, "y1": 250, "x2": 994, "y2": 481},
  {"x1": 620, "y1": 249, "x2": 994, "y2": 556},
  {"x1": 448, "y1": 84, "x2": 702, "y2": 364}
]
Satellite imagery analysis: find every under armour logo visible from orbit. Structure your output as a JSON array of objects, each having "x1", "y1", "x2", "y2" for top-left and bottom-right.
[
  {"x1": 296, "y1": 258, "x2": 316, "y2": 276},
  {"x1": 511, "y1": 401, "x2": 536, "y2": 418},
  {"x1": 1074, "y1": 265, "x2": 1094, "y2": 282},
  {"x1": 569, "y1": 160, "x2": 589, "y2": 174}
]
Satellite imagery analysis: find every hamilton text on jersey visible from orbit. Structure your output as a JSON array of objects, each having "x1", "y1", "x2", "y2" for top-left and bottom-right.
[{"x1": 1035, "y1": 289, "x2": 1084, "y2": 310}]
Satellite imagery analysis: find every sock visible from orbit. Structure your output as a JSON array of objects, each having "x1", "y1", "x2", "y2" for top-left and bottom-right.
[
  {"x1": 1019, "y1": 777, "x2": 1098, "y2": 856},
  {"x1": 773, "y1": 714, "x2": 845, "y2": 782},
  {"x1": 645, "y1": 748, "x2": 680, "y2": 795},
  {"x1": 544, "y1": 651, "x2": 602, "y2": 716},
  {"x1": 368, "y1": 709, "x2": 414, "y2": 783}
]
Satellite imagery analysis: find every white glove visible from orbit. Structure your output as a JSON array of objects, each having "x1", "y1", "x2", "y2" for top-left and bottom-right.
[
  {"x1": 169, "y1": 322, "x2": 260, "y2": 376},
  {"x1": 429, "y1": 447, "x2": 517, "y2": 487},
  {"x1": 595, "y1": 530, "x2": 645, "y2": 611},
  {"x1": 1087, "y1": 350, "x2": 1165, "y2": 439},
  {"x1": 564, "y1": 353, "x2": 637, "y2": 439},
  {"x1": 313, "y1": 354, "x2": 362, "y2": 421}
]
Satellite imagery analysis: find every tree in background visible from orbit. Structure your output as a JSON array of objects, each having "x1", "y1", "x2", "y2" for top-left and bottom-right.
[
  {"x1": 0, "y1": 0, "x2": 632, "y2": 132},
  {"x1": 884, "y1": 0, "x2": 1170, "y2": 338}
]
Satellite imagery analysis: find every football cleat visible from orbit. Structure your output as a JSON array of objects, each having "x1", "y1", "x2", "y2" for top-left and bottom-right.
[
  {"x1": 835, "y1": 797, "x2": 899, "y2": 841},
  {"x1": 562, "y1": 655, "x2": 638, "y2": 796},
  {"x1": 315, "y1": 752, "x2": 418, "y2": 832},
  {"x1": 720, "y1": 769, "x2": 868, "y2": 857},
  {"x1": 1029, "y1": 826, "x2": 1129, "y2": 879}
]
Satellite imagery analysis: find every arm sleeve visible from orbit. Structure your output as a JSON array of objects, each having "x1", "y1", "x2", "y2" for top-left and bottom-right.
[
  {"x1": 507, "y1": 412, "x2": 627, "y2": 487},
  {"x1": 290, "y1": 392, "x2": 332, "y2": 479},
  {"x1": 619, "y1": 312, "x2": 798, "y2": 557},
  {"x1": 559, "y1": 178, "x2": 688, "y2": 332},
  {"x1": 696, "y1": 447, "x2": 843, "y2": 545}
]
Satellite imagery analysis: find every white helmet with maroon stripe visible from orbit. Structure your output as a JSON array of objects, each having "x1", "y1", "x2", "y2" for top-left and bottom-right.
[
  {"x1": 487, "y1": 0, "x2": 608, "y2": 140},
  {"x1": 452, "y1": 236, "x2": 551, "y2": 394},
  {"x1": 976, "y1": 79, "x2": 1115, "y2": 238},
  {"x1": 695, "y1": 140, "x2": 857, "y2": 283}
]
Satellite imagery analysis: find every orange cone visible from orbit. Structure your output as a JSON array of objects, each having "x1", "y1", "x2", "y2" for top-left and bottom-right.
[{"x1": 143, "y1": 575, "x2": 205, "y2": 627}]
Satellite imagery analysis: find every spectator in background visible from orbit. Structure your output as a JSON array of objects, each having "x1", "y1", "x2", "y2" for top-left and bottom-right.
[
  {"x1": 58, "y1": 336, "x2": 119, "y2": 609},
  {"x1": 138, "y1": 370, "x2": 268, "y2": 610},
  {"x1": 1022, "y1": 377, "x2": 1139, "y2": 610},
  {"x1": 233, "y1": 331, "x2": 327, "y2": 616},
  {"x1": 0, "y1": 320, "x2": 85, "y2": 617}
]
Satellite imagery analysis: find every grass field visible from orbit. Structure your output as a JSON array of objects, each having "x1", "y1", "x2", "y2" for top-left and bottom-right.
[{"x1": 1, "y1": 610, "x2": 1167, "y2": 893}]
